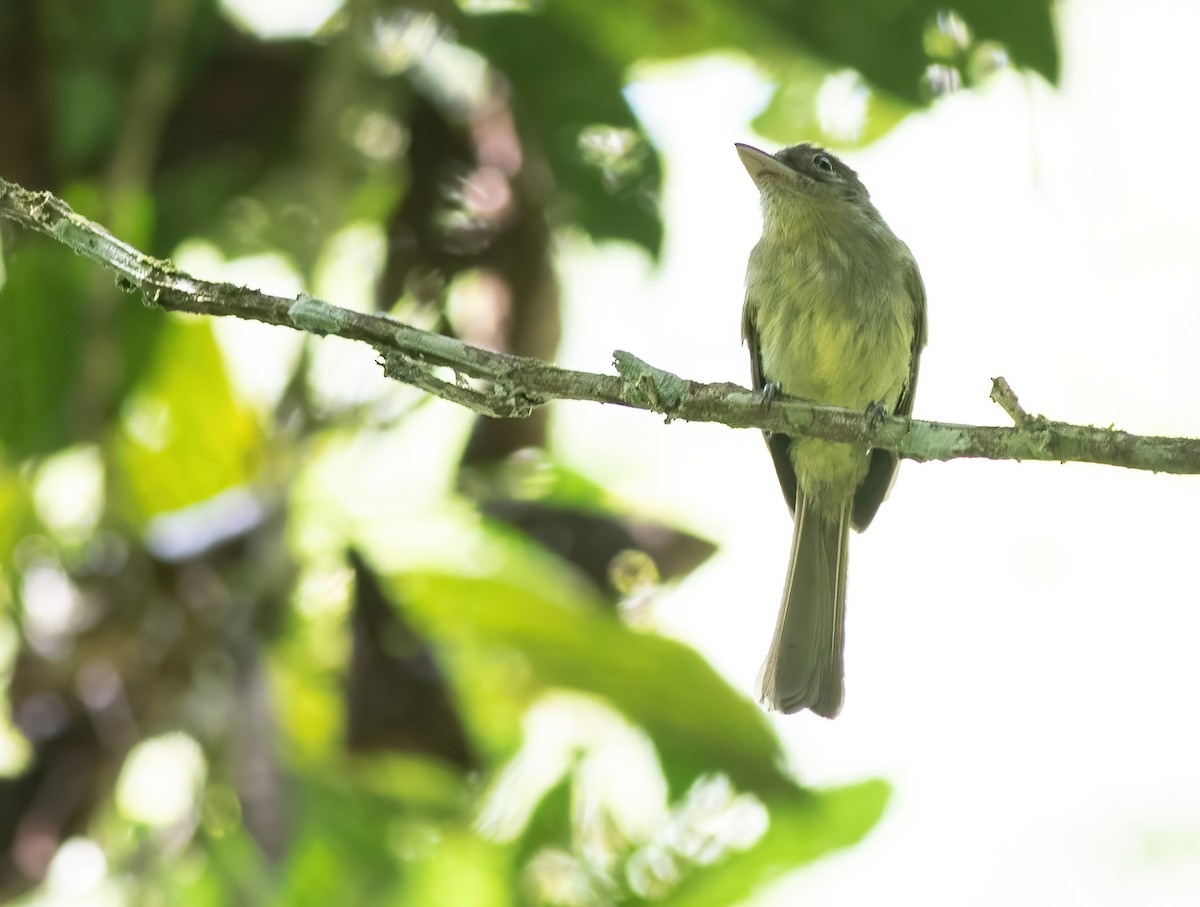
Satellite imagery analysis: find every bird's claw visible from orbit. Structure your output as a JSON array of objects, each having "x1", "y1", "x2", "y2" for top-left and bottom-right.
[{"x1": 760, "y1": 381, "x2": 781, "y2": 409}]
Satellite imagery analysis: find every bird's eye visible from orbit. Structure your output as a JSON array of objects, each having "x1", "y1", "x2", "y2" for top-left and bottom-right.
[{"x1": 813, "y1": 154, "x2": 834, "y2": 174}]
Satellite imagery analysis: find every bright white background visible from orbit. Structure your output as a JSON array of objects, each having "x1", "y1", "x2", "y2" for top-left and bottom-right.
[{"x1": 551, "y1": 0, "x2": 1200, "y2": 903}]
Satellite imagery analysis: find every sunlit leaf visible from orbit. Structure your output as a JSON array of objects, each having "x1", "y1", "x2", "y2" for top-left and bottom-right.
[
  {"x1": 643, "y1": 780, "x2": 890, "y2": 907},
  {"x1": 278, "y1": 777, "x2": 403, "y2": 905},
  {"x1": 0, "y1": 461, "x2": 35, "y2": 569},
  {"x1": 751, "y1": 60, "x2": 912, "y2": 149},
  {"x1": 462, "y1": 0, "x2": 1057, "y2": 143},
  {"x1": 398, "y1": 827, "x2": 512, "y2": 907},
  {"x1": 519, "y1": 0, "x2": 1048, "y2": 96},
  {"x1": 396, "y1": 569, "x2": 791, "y2": 797},
  {"x1": 110, "y1": 317, "x2": 262, "y2": 524},
  {"x1": 747, "y1": 0, "x2": 1056, "y2": 104}
]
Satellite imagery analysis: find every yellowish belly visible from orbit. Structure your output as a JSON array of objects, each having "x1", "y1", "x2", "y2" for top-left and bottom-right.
[{"x1": 748, "y1": 270, "x2": 914, "y2": 502}]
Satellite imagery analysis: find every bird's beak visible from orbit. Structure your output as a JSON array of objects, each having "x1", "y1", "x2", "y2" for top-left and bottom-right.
[{"x1": 736, "y1": 143, "x2": 792, "y2": 184}]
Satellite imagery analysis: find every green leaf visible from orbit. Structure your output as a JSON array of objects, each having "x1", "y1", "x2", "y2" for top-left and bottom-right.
[
  {"x1": 750, "y1": 0, "x2": 1058, "y2": 104},
  {"x1": 53, "y1": 64, "x2": 122, "y2": 171},
  {"x1": 350, "y1": 754, "x2": 477, "y2": 818},
  {"x1": 279, "y1": 776, "x2": 403, "y2": 905},
  {"x1": 0, "y1": 183, "x2": 163, "y2": 459},
  {"x1": 750, "y1": 58, "x2": 912, "y2": 149},
  {"x1": 462, "y1": 0, "x2": 1057, "y2": 149},
  {"x1": 397, "y1": 827, "x2": 513, "y2": 907},
  {"x1": 551, "y1": 0, "x2": 1058, "y2": 98},
  {"x1": 513, "y1": 772, "x2": 575, "y2": 868},
  {"x1": 462, "y1": 450, "x2": 641, "y2": 516},
  {"x1": 0, "y1": 461, "x2": 34, "y2": 570},
  {"x1": 200, "y1": 821, "x2": 275, "y2": 905},
  {"x1": 278, "y1": 770, "x2": 511, "y2": 907},
  {"x1": 644, "y1": 780, "x2": 890, "y2": 907},
  {"x1": 395, "y1": 568, "x2": 791, "y2": 797},
  {"x1": 459, "y1": 13, "x2": 664, "y2": 256},
  {"x1": 480, "y1": 0, "x2": 760, "y2": 67},
  {"x1": 109, "y1": 316, "x2": 262, "y2": 524},
  {"x1": 0, "y1": 238, "x2": 90, "y2": 457},
  {"x1": 948, "y1": 0, "x2": 1059, "y2": 84}
]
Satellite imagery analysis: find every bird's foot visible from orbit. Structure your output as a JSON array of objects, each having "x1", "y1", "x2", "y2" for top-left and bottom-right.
[{"x1": 760, "y1": 381, "x2": 781, "y2": 410}]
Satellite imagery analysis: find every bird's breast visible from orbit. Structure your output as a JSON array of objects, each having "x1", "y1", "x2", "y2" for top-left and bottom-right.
[{"x1": 747, "y1": 241, "x2": 913, "y2": 412}]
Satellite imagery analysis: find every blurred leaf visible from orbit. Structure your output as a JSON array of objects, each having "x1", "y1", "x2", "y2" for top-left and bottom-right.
[
  {"x1": 527, "y1": 0, "x2": 1057, "y2": 98},
  {"x1": 941, "y1": 0, "x2": 1059, "y2": 83},
  {"x1": 0, "y1": 188, "x2": 162, "y2": 459},
  {"x1": 279, "y1": 776, "x2": 402, "y2": 905},
  {"x1": 461, "y1": 453, "x2": 624, "y2": 515},
  {"x1": 110, "y1": 316, "x2": 262, "y2": 523},
  {"x1": 644, "y1": 779, "x2": 890, "y2": 907},
  {"x1": 481, "y1": 498, "x2": 716, "y2": 601},
  {"x1": 202, "y1": 818, "x2": 276, "y2": 902},
  {"x1": 350, "y1": 754, "x2": 475, "y2": 817},
  {"x1": 0, "y1": 463, "x2": 33, "y2": 568},
  {"x1": 276, "y1": 770, "x2": 513, "y2": 907},
  {"x1": 347, "y1": 552, "x2": 478, "y2": 769},
  {"x1": 396, "y1": 570, "x2": 790, "y2": 797},
  {"x1": 270, "y1": 638, "x2": 346, "y2": 764},
  {"x1": 54, "y1": 65, "x2": 122, "y2": 172},
  {"x1": 750, "y1": 58, "x2": 912, "y2": 148},
  {"x1": 750, "y1": 0, "x2": 1056, "y2": 105},
  {"x1": 475, "y1": 0, "x2": 758, "y2": 66},
  {"x1": 43, "y1": 0, "x2": 152, "y2": 171},
  {"x1": 146, "y1": 851, "x2": 231, "y2": 907},
  {"x1": 463, "y1": 454, "x2": 717, "y2": 594},
  {"x1": 399, "y1": 827, "x2": 512, "y2": 907},
  {"x1": 462, "y1": 0, "x2": 1057, "y2": 155},
  {"x1": 460, "y1": 13, "x2": 663, "y2": 255},
  {"x1": 0, "y1": 239, "x2": 89, "y2": 457},
  {"x1": 153, "y1": 29, "x2": 324, "y2": 264},
  {"x1": 512, "y1": 772, "x2": 574, "y2": 870}
]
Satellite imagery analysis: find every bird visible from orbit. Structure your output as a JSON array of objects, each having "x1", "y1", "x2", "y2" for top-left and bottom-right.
[{"x1": 737, "y1": 141, "x2": 927, "y2": 717}]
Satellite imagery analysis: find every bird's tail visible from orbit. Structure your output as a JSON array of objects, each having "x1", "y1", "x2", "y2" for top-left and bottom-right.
[{"x1": 756, "y1": 491, "x2": 850, "y2": 718}]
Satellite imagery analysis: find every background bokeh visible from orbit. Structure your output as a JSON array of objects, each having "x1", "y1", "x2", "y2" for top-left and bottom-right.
[{"x1": 3, "y1": 0, "x2": 1199, "y2": 904}]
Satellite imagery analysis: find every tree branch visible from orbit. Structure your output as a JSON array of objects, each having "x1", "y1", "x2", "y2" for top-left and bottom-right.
[{"x1": 4, "y1": 176, "x2": 1200, "y2": 475}]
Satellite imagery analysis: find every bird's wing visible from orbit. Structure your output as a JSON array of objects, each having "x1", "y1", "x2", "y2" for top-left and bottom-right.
[
  {"x1": 850, "y1": 259, "x2": 927, "y2": 530},
  {"x1": 744, "y1": 297, "x2": 799, "y2": 516}
]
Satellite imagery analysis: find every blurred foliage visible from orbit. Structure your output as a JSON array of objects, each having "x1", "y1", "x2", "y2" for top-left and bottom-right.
[{"x1": 0, "y1": 0, "x2": 1057, "y2": 903}]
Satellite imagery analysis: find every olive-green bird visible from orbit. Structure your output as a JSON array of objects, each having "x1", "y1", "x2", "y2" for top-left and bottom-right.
[{"x1": 737, "y1": 142, "x2": 927, "y2": 718}]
